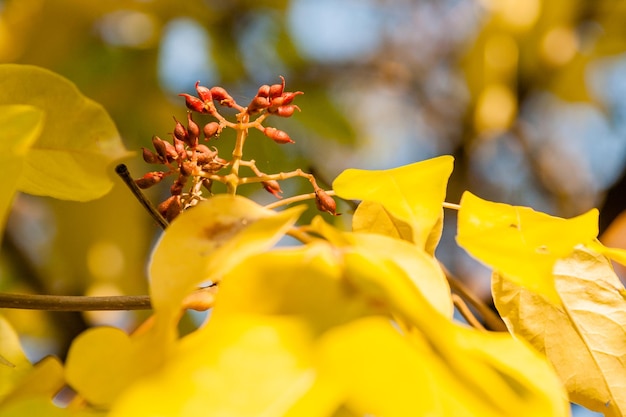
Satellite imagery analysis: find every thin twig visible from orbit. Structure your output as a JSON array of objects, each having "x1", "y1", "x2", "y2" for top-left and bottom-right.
[
  {"x1": 115, "y1": 164, "x2": 169, "y2": 230},
  {"x1": 452, "y1": 293, "x2": 485, "y2": 330},
  {"x1": 0, "y1": 293, "x2": 151, "y2": 311},
  {"x1": 265, "y1": 190, "x2": 336, "y2": 210},
  {"x1": 440, "y1": 263, "x2": 507, "y2": 332},
  {"x1": 0, "y1": 286, "x2": 219, "y2": 312},
  {"x1": 442, "y1": 201, "x2": 461, "y2": 210}
]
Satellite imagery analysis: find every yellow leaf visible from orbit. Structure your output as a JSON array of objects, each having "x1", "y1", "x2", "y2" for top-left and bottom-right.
[
  {"x1": 2, "y1": 356, "x2": 64, "y2": 406},
  {"x1": 457, "y1": 191, "x2": 598, "y2": 303},
  {"x1": 65, "y1": 327, "x2": 135, "y2": 407},
  {"x1": 210, "y1": 242, "x2": 374, "y2": 332},
  {"x1": 110, "y1": 316, "x2": 321, "y2": 417},
  {"x1": 149, "y1": 196, "x2": 305, "y2": 317},
  {"x1": 0, "y1": 397, "x2": 78, "y2": 417},
  {"x1": 346, "y1": 233, "x2": 453, "y2": 318},
  {"x1": 589, "y1": 240, "x2": 626, "y2": 271},
  {"x1": 0, "y1": 315, "x2": 64, "y2": 408},
  {"x1": 0, "y1": 105, "x2": 43, "y2": 234},
  {"x1": 352, "y1": 200, "x2": 413, "y2": 241},
  {"x1": 493, "y1": 247, "x2": 626, "y2": 416},
  {"x1": 309, "y1": 216, "x2": 453, "y2": 318},
  {"x1": 314, "y1": 317, "x2": 568, "y2": 417},
  {"x1": 66, "y1": 197, "x2": 305, "y2": 408},
  {"x1": 333, "y1": 155, "x2": 453, "y2": 252},
  {"x1": 0, "y1": 64, "x2": 131, "y2": 201},
  {"x1": 340, "y1": 257, "x2": 568, "y2": 417}
]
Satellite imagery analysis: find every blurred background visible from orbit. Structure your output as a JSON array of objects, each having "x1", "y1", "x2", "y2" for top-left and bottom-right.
[{"x1": 1, "y1": 1, "x2": 626, "y2": 413}]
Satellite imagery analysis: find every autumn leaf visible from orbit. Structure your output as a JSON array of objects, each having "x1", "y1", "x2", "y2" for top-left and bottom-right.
[
  {"x1": 0, "y1": 64, "x2": 131, "y2": 202},
  {"x1": 0, "y1": 105, "x2": 43, "y2": 231},
  {"x1": 149, "y1": 195, "x2": 306, "y2": 317},
  {"x1": 308, "y1": 216, "x2": 453, "y2": 317},
  {"x1": 65, "y1": 196, "x2": 305, "y2": 408},
  {"x1": 109, "y1": 239, "x2": 567, "y2": 417},
  {"x1": 333, "y1": 155, "x2": 453, "y2": 253},
  {"x1": 110, "y1": 244, "x2": 353, "y2": 417},
  {"x1": 311, "y1": 316, "x2": 568, "y2": 417},
  {"x1": 457, "y1": 191, "x2": 599, "y2": 303},
  {"x1": 352, "y1": 200, "x2": 413, "y2": 241},
  {"x1": 0, "y1": 315, "x2": 65, "y2": 410},
  {"x1": 493, "y1": 247, "x2": 626, "y2": 416}
]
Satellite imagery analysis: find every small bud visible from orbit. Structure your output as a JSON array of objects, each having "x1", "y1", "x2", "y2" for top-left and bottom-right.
[
  {"x1": 202, "y1": 156, "x2": 228, "y2": 174},
  {"x1": 195, "y1": 144, "x2": 218, "y2": 164},
  {"x1": 180, "y1": 161, "x2": 195, "y2": 177},
  {"x1": 152, "y1": 136, "x2": 178, "y2": 161},
  {"x1": 257, "y1": 84, "x2": 271, "y2": 98},
  {"x1": 173, "y1": 137, "x2": 187, "y2": 160},
  {"x1": 195, "y1": 81, "x2": 213, "y2": 102},
  {"x1": 170, "y1": 176, "x2": 188, "y2": 195},
  {"x1": 271, "y1": 105, "x2": 300, "y2": 118},
  {"x1": 247, "y1": 96, "x2": 270, "y2": 115},
  {"x1": 179, "y1": 93, "x2": 206, "y2": 113},
  {"x1": 270, "y1": 91, "x2": 303, "y2": 108},
  {"x1": 142, "y1": 147, "x2": 162, "y2": 164},
  {"x1": 203, "y1": 122, "x2": 220, "y2": 139},
  {"x1": 262, "y1": 180, "x2": 283, "y2": 199},
  {"x1": 315, "y1": 189, "x2": 338, "y2": 215},
  {"x1": 173, "y1": 117, "x2": 188, "y2": 143},
  {"x1": 135, "y1": 171, "x2": 165, "y2": 189},
  {"x1": 187, "y1": 112, "x2": 200, "y2": 148},
  {"x1": 158, "y1": 195, "x2": 182, "y2": 222},
  {"x1": 263, "y1": 127, "x2": 294, "y2": 144},
  {"x1": 210, "y1": 86, "x2": 235, "y2": 107},
  {"x1": 269, "y1": 76, "x2": 286, "y2": 99}
]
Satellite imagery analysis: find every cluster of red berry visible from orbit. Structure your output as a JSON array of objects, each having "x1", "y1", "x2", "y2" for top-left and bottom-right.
[{"x1": 133, "y1": 77, "x2": 336, "y2": 222}]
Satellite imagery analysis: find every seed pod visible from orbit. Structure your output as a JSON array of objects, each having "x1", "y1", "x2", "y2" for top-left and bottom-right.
[
  {"x1": 187, "y1": 112, "x2": 200, "y2": 148},
  {"x1": 152, "y1": 136, "x2": 178, "y2": 161},
  {"x1": 179, "y1": 93, "x2": 206, "y2": 113},
  {"x1": 142, "y1": 147, "x2": 162, "y2": 164},
  {"x1": 270, "y1": 91, "x2": 303, "y2": 108},
  {"x1": 179, "y1": 161, "x2": 194, "y2": 177},
  {"x1": 195, "y1": 144, "x2": 218, "y2": 164},
  {"x1": 203, "y1": 122, "x2": 220, "y2": 139},
  {"x1": 173, "y1": 117, "x2": 188, "y2": 143},
  {"x1": 173, "y1": 137, "x2": 187, "y2": 160},
  {"x1": 315, "y1": 189, "x2": 338, "y2": 215},
  {"x1": 135, "y1": 171, "x2": 165, "y2": 189},
  {"x1": 202, "y1": 157, "x2": 228, "y2": 174},
  {"x1": 247, "y1": 96, "x2": 270, "y2": 115},
  {"x1": 257, "y1": 84, "x2": 271, "y2": 98},
  {"x1": 263, "y1": 127, "x2": 294, "y2": 144},
  {"x1": 269, "y1": 76, "x2": 286, "y2": 99},
  {"x1": 170, "y1": 176, "x2": 187, "y2": 196},
  {"x1": 158, "y1": 195, "x2": 182, "y2": 222},
  {"x1": 210, "y1": 86, "x2": 235, "y2": 107},
  {"x1": 271, "y1": 105, "x2": 300, "y2": 118},
  {"x1": 195, "y1": 81, "x2": 213, "y2": 102},
  {"x1": 262, "y1": 180, "x2": 283, "y2": 198}
]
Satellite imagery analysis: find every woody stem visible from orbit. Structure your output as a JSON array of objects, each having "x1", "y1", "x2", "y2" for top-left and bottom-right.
[{"x1": 227, "y1": 113, "x2": 249, "y2": 194}]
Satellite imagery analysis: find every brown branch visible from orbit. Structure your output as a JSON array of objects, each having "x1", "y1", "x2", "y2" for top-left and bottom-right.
[
  {"x1": 0, "y1": 286, "x2": 219, "y2": 312},
  {"x1": 440, "y1": 263, "x2": 508, "y2": 332},
  {"x1": 452, "y1": 293, "x2": 485, "y2": 330},
  {"x1": 115, "y1": 164, "x2": 169, "y2": 230},
  {"x1": 0, "y1": 293, "x2": 152, "y2": 311}
]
